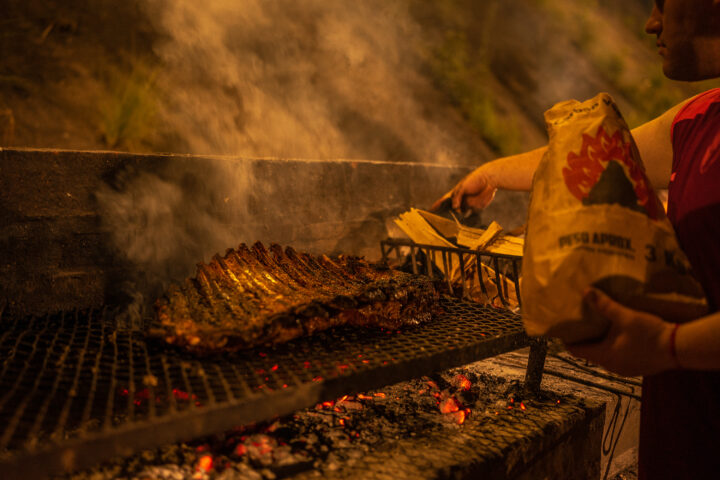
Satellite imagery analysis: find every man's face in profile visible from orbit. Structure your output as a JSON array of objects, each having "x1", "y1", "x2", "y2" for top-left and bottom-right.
[{"x1": 645, "y1": 0, "x2": 720, "y2": 81}]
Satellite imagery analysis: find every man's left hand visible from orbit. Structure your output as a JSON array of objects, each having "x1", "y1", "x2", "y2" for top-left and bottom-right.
[{"x1": 566, "y1": 288, "x2": 676, "y2": 377}]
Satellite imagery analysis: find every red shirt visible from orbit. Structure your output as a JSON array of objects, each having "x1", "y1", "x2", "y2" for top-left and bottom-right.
[{"x1": 640, "y1": 88, "x2": 720, "y2": 480}]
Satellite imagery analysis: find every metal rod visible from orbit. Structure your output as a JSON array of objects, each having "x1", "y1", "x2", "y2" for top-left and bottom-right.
[
  {"x1": 410, "y1": 246, "x2": 418, "y2": 275},
  {"x1": 512, "y1": 259, "x2": 522, "y2": 309},
  {"x1": 492, "y1": 256, "x2": 507, "y2": 308},
  {"x1": 475, "y1": 253, "x2": 490, "y2": 302},
  {"x1": 542, "y1": 369, "x2": 641, "y2": 401},
  {"x1": 381, "y1": 238, "x2": 522, "y2": 261},
  {"x1": 458, "y1": 253, "x2": 467, "y2": 300},
  {"x1": 524, "y1": 337, "x2": 547, "y2": 393},
  {"x1": 441, "y1": 250, "x2": 454, "y2": 296}
]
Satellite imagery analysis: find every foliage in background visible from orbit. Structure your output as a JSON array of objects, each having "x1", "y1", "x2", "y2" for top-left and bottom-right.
[
  {"x1": 100, "y1": 62, "x2": 159, "y2": 150},
  {"x1": 424, "y1": 0, "x2": 522, "y2": 156}
]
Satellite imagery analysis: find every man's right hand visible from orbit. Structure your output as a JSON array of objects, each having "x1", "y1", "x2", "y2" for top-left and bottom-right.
[{"x1": 430, "y1": 166, "x2": 497, "y2": 213}]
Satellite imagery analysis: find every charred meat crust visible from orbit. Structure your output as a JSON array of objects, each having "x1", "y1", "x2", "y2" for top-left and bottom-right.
[{"x1": 152, "y1": 242, "x2": 440, "y2": 354}]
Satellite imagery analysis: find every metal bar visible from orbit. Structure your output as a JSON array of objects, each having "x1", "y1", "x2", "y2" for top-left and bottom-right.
[
  {"x1": 475, "y1": 253, "x2": 490, "y2": 302},
  {"x1": 381, "y1": 238, "x2": 522, "y2": 261},
  {"x1": 102, "y1": 322, "x2": 119, "y2": 430},
  {"x1": 542, "y1": 368, "x2": 641, "y2": 401},
  {"x1": 140, "y1": 339, "x2": 158, "y2": 420},
  {"x1": 524, "y1": 337, "x2": 547, "y2": 394},
  {"x1": 126, "y1": 327, "x2": 136, "y2": 421},
  {"x1": 0, "y1": 312, "x2": 66, "y2": 449},
  {"x1": 492, "y1": 256, "x2": 507, "y2": 308},
  {"x1": 441, "y1": 250, "x2": 453, "y2": 295},
  {"x1": 458, "y1": 253, "x2": 467, "y2": 300},
  {"x1": 26, "y1": 309, "x2": 85, "y2": 442},
  {"x1": 512, "y1": 259, "x2": 522, "y2": 309},
  {"x1": 75, "y1": 308, "x2": 108, "y2": 432}
]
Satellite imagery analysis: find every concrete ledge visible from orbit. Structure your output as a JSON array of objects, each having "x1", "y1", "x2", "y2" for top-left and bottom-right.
[{"x1": 1, "y1": 148, "x2": 530, "y2": 317}]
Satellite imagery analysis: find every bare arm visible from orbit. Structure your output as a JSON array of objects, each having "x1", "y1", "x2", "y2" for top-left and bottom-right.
[
  {"x1": 430, "y1": 146, "x2": 546, "y2": 212},
  {"x1": 567, "y1": 289, "x2": 720, "y2": 376},
  {"x1": 674, "y1": 311, "x2": 720, "y2": 370},
  {"x1": 631, "y1": 98, "x2": 689, "y2": 190},
  {"x1": 432, "y1": 95, "x2": 695, "y2": 213}
]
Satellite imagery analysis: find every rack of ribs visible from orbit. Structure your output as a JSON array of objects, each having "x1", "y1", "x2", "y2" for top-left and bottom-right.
[{"x1": 151, "y1": 242, "x2": 440, "y2": 354}]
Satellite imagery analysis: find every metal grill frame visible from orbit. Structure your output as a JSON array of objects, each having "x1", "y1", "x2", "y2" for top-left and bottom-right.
[
  {"x1": 0, "y1": 299, "x2": 534, "y2": 480},
  {"x1": 380, "y1": 238, "x2": 524, "y2": 309},
  {"x1": 380, "y1": 237, "x2": 547, "y2": 391}
]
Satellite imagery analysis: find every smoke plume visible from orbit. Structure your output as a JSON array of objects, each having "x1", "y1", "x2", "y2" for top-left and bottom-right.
[{"x1": 141, "y1": 0, "x2": 469, "y2": 163}]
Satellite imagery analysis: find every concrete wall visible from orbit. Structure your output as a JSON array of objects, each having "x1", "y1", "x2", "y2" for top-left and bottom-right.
[{"x1": 0, "y1": 148, "x2": 529, "y2": 317}]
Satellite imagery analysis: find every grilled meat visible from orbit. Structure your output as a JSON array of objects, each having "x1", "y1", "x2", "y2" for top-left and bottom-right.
[{"x1": 152, "y1": 242, "x2": 440, "y2": 354}]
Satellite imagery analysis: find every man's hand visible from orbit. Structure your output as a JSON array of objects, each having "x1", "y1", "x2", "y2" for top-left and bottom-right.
[
  {"x1": 566, "y1": 288, "x2": 676, "y2": 377},
  {"x1": 430, "y1": 166, "x2": 497, "y2": 213}
]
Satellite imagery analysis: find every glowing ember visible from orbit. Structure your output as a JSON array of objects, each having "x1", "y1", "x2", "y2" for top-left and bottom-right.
[
  {"x1": 439, "y1": 397, "x2": 460, "y2": 414},
  {"x1": 235, "y1": 444, "x2": 247, "y2": 456},
  {"x1": 312, "y1": 376, "x2": 323, "y2": 382},
  {"x1": 455, "y1": 374, "x2": 472, "y2": 391},
  {"x1": 452, "y1": 410, "x2": 467, "y2": 425},
  {"x1": 373, "y1": 392, "x2": 386, "y2": 398},
  {"x1": 520, "y1": 403, "x2": 526, "y2": 411},
  {"x1": 357, "y1": 394, "x2": 373, "y2": 400},
  {"x1": 195, "y1": 454, "x2": 213, "y2": 473},
  {"x1": 271, "y1": 364, "x2": 278, "y2": 371}
]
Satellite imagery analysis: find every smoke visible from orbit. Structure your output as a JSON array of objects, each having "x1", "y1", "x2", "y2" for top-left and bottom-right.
[
  {"x1": 96, "y1": 156, "x2": 258, "y2": 311},
  {"x1": 141, "y1": 0, "x2": 465, "y2": 163},
  {"x1": 96, "y1": 0, "x2": 488, "y2": 315}
]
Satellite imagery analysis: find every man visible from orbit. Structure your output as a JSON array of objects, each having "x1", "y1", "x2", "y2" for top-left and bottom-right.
[{"x1": 432, "y1": 1, "x2": 720, "y2": 478}]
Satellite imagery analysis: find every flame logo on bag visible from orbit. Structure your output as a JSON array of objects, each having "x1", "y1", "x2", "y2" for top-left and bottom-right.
[{"x1": 562, "y1": 125, "x2": 661, "y2": 220}]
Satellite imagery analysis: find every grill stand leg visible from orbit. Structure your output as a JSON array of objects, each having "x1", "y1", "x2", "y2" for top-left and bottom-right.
[{"x1": 524, "y1": 337, "x2": 547, "y2": 394}]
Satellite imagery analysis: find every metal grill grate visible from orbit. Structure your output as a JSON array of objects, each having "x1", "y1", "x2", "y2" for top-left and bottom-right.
[{"x1": 0, "y1": 298, "x2": 530, "y2": 479}]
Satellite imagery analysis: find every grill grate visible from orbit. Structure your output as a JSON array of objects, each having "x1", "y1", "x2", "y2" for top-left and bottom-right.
[{"x1": 0, "y1": 298, "x2": 529, "y2": 479}]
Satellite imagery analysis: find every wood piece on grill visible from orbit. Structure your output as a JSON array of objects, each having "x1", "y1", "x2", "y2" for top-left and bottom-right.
[{"x1": 152, "y1": 242, "x2": 441, "y2": 353}]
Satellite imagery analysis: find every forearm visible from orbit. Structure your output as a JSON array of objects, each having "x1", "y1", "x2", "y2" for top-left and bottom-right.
[
  {"x1": 675, "y1": 311, "x2": 720, "y2": 370},
  {"x1": 482, "y1": 146, "x2": 547, "y2": 191}
]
